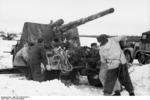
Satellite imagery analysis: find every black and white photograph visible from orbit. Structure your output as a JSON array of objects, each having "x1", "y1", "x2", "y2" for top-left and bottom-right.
[{"x1": 0, "y1": 0, "x2": 150, "y2": 98}]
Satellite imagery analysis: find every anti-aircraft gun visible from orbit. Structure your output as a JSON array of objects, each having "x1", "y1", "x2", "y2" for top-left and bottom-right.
[{"x1": 2, "y1": 8, "x2": 115, "y2": 86}]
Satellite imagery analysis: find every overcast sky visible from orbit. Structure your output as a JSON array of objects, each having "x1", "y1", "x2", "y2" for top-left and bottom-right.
[{"x1": 0, "y1": 0, "x2": 150, "y2": 36}]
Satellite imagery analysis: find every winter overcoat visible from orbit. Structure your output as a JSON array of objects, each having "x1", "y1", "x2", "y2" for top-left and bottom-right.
[
  {"x1": 99, "y1": 36, "x2": 127, "y2": 69},
  {"x1": 28, "y1": 43, "x2": 48, "y2": 82}
]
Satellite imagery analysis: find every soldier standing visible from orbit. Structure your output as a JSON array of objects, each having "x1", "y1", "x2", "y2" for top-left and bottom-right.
[{"x1": 28, "y1": 38, "x2": 48, "y2": 82}]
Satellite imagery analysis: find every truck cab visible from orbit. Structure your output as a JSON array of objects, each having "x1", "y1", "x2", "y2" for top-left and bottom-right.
[
  {"x1": 134, "y1": 31, "x2": 150, "y2": 64},
  {"x1": 140, "y1": 31, "x2": 150, "y2": 50}
]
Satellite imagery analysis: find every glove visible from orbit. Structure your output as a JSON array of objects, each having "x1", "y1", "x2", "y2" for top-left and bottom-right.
[
  {"x1": 46, "y1": 65, "x2": 52, "y2": 71},
  {"x1": 41, "y1": 63, "x2": 46, "y2": 73}
]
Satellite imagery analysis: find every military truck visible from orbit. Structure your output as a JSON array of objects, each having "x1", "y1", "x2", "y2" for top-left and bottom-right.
[
  {"x1": 122, "y1": 36, "x2": 140, "y2": 63},
  {"x1": 133, "y1": 31, "x2": 150, "y2": 64},
  {"x1": 120, "y1": 31, "x2": 150, "y2": 64}
]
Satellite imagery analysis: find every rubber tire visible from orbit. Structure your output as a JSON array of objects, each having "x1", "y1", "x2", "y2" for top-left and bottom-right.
[
  {"x1": 124, "y1": 51, "x2": 133, "y2": 63},
  {"x1": 138, "y1": 54, "x2": 146, "y2": 64},
  {"x1": 145, "y1": 57, "x2": 150, "y2": 64},
  {"x1": 87, "y1": 74, "x2": 103, "y2": 88}
]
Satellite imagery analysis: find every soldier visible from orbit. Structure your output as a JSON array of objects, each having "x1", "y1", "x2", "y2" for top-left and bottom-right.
[
  {"x1": 97, "y1": 34, "x2": 134, "y2": 96},
  {"x1": 13, "y1": 43, "x2": 30, "y2": 77},
  {"x1": 28, "y1": 38, "x2": 49, "y2": 82},
  {"x1": 91, "y1": 43, "x2": 98, "y2": 50}
]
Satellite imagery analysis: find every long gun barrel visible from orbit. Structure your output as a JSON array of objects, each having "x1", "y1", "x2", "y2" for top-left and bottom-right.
[
  {"x1": 79, "y1": 35, "x2": 141, "y2": 42},
  {"x1": 58, "y1": 8, "x2": 114, "y2": 32},
  {"x1": 79, "y1": 35, "x2": 98, "y2": 38},
  {"x1": 79, "y1": 35, "x2": 115, "y2": 38}
]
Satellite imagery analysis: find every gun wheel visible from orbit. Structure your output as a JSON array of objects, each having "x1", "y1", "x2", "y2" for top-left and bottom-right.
[
  {"x1": 87, "y1": 74, "x2": 103, "y2": 88},
  {"x1": 138, "y1": 54, "x2": 146, "y2": 64},
  {"x1": 124, "y1": 51, "x2": 133, "y2": 63}
]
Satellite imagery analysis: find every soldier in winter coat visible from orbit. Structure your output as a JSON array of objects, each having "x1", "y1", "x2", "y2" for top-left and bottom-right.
[
  {"x1": 28, "y1": 38, "x2": 48, "y2": 82},
  {"x1": 97, "y1": 34, "x2": 134, "y2": 96}
]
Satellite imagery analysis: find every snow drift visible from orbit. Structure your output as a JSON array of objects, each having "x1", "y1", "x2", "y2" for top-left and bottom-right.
[{"x1": 0, "y1": 38, "x2": 150, "y2": 96}]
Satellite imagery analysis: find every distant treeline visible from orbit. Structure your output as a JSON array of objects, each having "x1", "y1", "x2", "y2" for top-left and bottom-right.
[
  {"x1": 126, "y1": 36, "x2": 141, "y2": 42},
  {"x1": 0, "y1": 31, "x2": 19, "y2": 40}
]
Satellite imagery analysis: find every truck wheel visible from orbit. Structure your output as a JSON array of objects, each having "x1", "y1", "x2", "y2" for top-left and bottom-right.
[
  {"x1": 125, "y1": 51, "x2": 133, "y2": 63},
  {"x1": 145, "y1": 56, "x2": 150, "y2": 64},
  {"x1": 146, "y1": 58, "x2": 150, "y2": 64},
  {"x1": 138, "y1": 54, "x2": 145, "y2": 64},
  {"x1": 87, "y1": 74, "x2": 103, "y2": 87}
]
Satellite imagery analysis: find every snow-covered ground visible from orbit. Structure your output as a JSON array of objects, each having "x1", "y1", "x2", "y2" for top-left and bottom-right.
[{"x1": 0, "y1": 38, "x2": 150, "y2": 96}]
